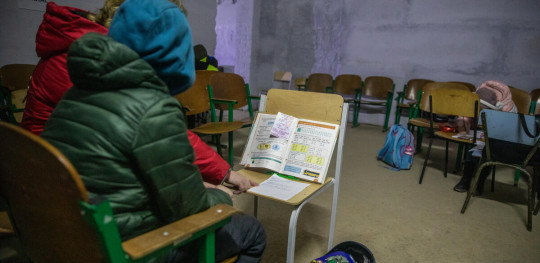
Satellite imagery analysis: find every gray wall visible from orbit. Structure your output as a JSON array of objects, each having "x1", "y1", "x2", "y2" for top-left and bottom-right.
[
  {"x1": 2, "y1": 0, "x2": 540, "y2": 125},
  {"x1": 0, "y1": 0, "x2": 216, "y2": 66},
  {"x1": 246, "y1": 0, "x2": 540, "y2": 125},
  {"x1": 250, "y1": 0, "x2": 540, "y2": 93}
]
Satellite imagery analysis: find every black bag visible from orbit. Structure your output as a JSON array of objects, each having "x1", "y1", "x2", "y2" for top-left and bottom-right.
[
  {"x1": 312, "y1": 241, "x2": 375, "y2": 263},
  {"x1": 486, "y1": 111, "x2": 540, "y2": 166}
]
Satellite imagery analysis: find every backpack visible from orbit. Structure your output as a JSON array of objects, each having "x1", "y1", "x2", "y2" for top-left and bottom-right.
[{"x1": 377, "y1": 124, "x2": 414, "y2": 170}]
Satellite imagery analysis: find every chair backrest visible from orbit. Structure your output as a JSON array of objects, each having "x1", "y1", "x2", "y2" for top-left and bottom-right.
[
  {"x1": 530, "y1": 89, "x2": 540, "y2": 103},
  {"x1": 333, "y1": 74, "x2": 362, "y2": 95},
  {"x1": 306, "y1": 73, "x2": 333, "y2": 93},
  {"x1": 174, "y1": 70, "x2": 221, "y2": 116},
  {"x1": 0, "y1": 122, "x2": 103, "y2": 263},
  {"x1": 404, "y1": 79, "x2": 434, "y2": 101},
  {"x1": 509, "y1": 86, "x2": 531, "y2": 114},
  {"x1": 417, "y1": 82, "x2": 471, "y2": 112},
  {"x1": 273, "y1": 71, "x2": 292, "y2": 90},
  {"x1": 0, "y1": 64, "x2": 35, "y2": 91},
  {"x1": 362, "y1": 76, "x2": 394, "y2": 98},
  {"x1": 430, "y1": 87, "x2": 479, "y2": 118},
  {"x1": 210, "y1": 72, "x2": 249, "y2": 111},
  {"x1": 447, "y1": 81, "x2": 476, "y2": 92},
  {"x1": 264, "y1": 89, "x2": 343, "y2": 126}
]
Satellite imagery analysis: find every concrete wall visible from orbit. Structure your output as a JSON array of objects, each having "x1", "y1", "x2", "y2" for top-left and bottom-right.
[
  {"x1": 0, "y1": 0, "x2": 216, "y2": 66},
  {"x1": 215, "y1": 0, "x2": 253, "y2": 81},
  {"x1": 247, "y1": 0, "x2": 540, "y2": 125},
  {"x1": 2, "y1": 0, "x2": 540, "y2": 125}
]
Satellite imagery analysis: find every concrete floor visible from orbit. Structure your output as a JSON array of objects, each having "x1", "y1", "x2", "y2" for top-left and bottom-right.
[
  {"x1": 230, "y1": 122, "x2": 540, "y2": 263},
  {"x1": 1, "y1": 121, "x2": 539, "y2": 262}
]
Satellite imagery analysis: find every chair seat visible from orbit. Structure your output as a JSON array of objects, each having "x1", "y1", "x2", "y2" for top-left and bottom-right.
[
  {"x1": 190, "y1": 121, "x2": 243, "y2": 135},
  {"x1": 238, "y1": 168, "x2": 333, "y2": 206},
  {"x1": 409, "y1": 118, "x2": 439, "y2": 128},
  {"x1": 434, "y1": 131, "x2": 476, "y2": 144},
  {"x1": 359, "y1": 96, "x2": 386, "y2": 104}
]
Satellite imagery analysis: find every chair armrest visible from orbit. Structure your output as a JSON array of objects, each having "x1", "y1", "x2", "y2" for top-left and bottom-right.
[
  {"x1": 297, "y1": 84, "x2": 306, "y2": 91},
  {"x1": 122, "y1": 204, "x2": 239, "y2": 260},
  {"x1": 249, "y1": 95, "x2": 261, "y2": 101}
]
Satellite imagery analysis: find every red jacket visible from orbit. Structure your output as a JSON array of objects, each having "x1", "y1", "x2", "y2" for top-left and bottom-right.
[
  {"x1": 21, "y1": 2, "x2": 108, "y2": 135},
  {"x1": 21, "y1": 2, "x2": 229, "y2": 184}
]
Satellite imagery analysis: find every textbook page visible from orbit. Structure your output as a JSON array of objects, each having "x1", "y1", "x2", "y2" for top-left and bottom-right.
[
  {"x1": 240, "y1": 114, "x2": 290, "y2": 172},
  {"x1": 280, "y1": 119, "x2": 339, "y2": 183},
  {"x1": 247, "y1": 174, "x2": 310, "y2": 201}
]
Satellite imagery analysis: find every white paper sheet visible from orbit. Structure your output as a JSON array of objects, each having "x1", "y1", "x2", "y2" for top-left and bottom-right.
[{"x1": 248, "y1": 174, "x2": 310, "y2": 201}]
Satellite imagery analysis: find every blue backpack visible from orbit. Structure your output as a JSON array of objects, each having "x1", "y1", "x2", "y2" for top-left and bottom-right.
[{"x1": 377, "y1": 124, "x2": 415, "y2": 170}]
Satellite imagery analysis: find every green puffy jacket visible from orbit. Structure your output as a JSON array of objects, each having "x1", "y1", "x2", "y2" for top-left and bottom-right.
[{"x1": 41, "y1": 33, "x2": 231, "y2": 240}]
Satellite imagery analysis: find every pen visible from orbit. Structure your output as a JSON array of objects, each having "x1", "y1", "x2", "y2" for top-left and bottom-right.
[{"x1": 220, "y1": 168, "x2": 232, "y2": 185}]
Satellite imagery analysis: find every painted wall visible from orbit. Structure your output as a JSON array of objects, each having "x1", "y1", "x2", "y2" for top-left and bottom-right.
[
  {"x1": 215, "y1": 0, "x2": 253, "y2": 80},
  {"x1": 0, "y1": 0, "x2": 216, "y2": 66},
  {"x1": 248, "y1": 0, "x2": 540, "y2": 125}
]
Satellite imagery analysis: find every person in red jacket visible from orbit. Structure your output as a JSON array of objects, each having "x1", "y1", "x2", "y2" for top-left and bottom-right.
[{"x1": 21, "y1": 1, "x2": 256, "y2": 193}]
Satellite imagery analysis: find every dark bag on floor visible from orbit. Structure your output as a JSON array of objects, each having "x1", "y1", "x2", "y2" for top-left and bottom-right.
[
  {"x1": 377, "y1": 124, "x2": 414, "y2": 170},
  {"x1": 312, "y1": 241, "x2": 375, "y2": 263}
]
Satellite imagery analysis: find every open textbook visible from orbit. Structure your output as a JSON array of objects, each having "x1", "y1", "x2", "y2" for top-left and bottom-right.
[{"x1": 240, "y1": 112, "x2": 340, "y2": 183}]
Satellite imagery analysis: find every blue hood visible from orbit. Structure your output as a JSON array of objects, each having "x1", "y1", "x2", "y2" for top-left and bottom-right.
[{"x1": 108, "y1": 0, "x2": 195, "y2": 95}]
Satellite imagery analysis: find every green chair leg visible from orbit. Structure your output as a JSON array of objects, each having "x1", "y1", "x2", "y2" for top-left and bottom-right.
[
  {"x1": 352, "y1": 102, "x2": 360, "y2": 128},
  {"x1": 394, "y1": 105, "x2": 401, "y2": 125},
  {"x1": 198, "y1": 231, "x2": 216, "y2": 263},
  {"x1": 416, "y1": 127, "x2": 424, "y2": 152},
  {"x1": 383, "y1": 95, "x2": 393, "y2": 132},
  {"x1": 214, "y1": 134, "x2": 222, "y2": 157},
  {"x1": 227, "y1": 131, "x2": 234, "y2": 166}
]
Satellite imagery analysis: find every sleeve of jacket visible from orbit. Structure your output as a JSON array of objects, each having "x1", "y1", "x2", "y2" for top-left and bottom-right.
[
  {"x1": 188, "y1": 130, "x2": 229, "y2": 185},
  {"x1": 131, "y1": 97, "x2": 232, "y2": 223}
]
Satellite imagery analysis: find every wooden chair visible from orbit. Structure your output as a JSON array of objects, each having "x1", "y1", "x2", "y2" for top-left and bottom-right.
[
  {"x1": 175, "y1": 70, "x2": 243, "y2": 166},
  {"x1": 419, "y1": 87, "x2": 480, "y2": 184},
  {"x1": 448, "y1": 81, "x2": 476, "y2": 92},
  {"x1": 329, "y1": 74, "x2": 362, "y2": 126},
  {"x1": 461, "y1": 110, "x2": 540, "y2": 231},
  {"x1": 394, "y1": 78, "x2": 434, "y2": 125},
  {"x1": 408, "y1": 82, "x2": 470, "y2": 154},
  {"x1": 273, "y1": 71, "x2": 293, "y2": 90},
  {"x1": 509, "y1": 86, "x2": 532, "y2": 114},
  {"x1": 260, "y1": 71, "x2": 293, "y2": 95},
  {"x1": 357, "y1": 76, "x2": 395, "y2": 132},
  {"x1": 298, "y1": 73, "x2": 333, "y2": 93},
  {"x1": 0, "y1": 64, "x2": 35, "y2": 124},
  {"x1": 208, "y1": 73, "x2": 258, "y2": 128},
  {"x1": 294, "y1": 77, "x2": 307, "y2": 91},
  {"x1": 238, "y1": 89, "x2": 347, "y2": 263},
  {"x1": 0, "y1": 122, "x2": 238, "y2": 263}
]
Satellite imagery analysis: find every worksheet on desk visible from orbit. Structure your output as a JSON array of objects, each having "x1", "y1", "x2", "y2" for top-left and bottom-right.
[{"x1": 248, "y1": 174, "x2": 310, "y2": 201}]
